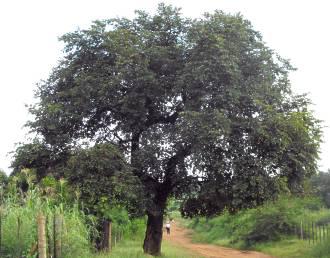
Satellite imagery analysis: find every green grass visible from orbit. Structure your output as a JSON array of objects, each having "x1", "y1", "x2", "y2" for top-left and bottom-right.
[
  {"x1": 90, "y1": 238, "x2": 204, "y2": 258},
  {"x1": 254, "y1": 238, "x2": 311, "y2": 258},
  {"x1": 308, "y1": 239, "x2": 330, "y2": 258},
  {"x1": 255, "y1": 238, "x2": 330, "y2": 258}
]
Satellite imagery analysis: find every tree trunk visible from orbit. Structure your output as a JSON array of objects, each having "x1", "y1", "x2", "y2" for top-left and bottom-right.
[
  {"x1": 100, "y1": 220, "x2": 112, "y2": 252},
  {"x1": 143, "y1": 209, "x2": 164, "y2": 256}
]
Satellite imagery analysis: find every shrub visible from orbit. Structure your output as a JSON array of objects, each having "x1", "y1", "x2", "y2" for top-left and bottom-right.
[
  {"x1": 310, "y1": 171, "x2": 330, "y2": 208},
  {"x1": 243, "y1": 211, "x2": 295, "y2": 246},
  {"x1": 316, "y1": 215, "x2": 330, "y2": 226},
  {"x1": 187, "y1": 195, "x2": 326, "y2": 248}
]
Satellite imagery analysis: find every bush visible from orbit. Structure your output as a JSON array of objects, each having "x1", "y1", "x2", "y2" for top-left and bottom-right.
[
  {"x1": 316, "y1": 215, "x2": 330, "y2": 226},
  {"x1": 187, "y1": 195, "x2": 327, "y2": 248},
  {"x1": 243, "y1": 211, "x2": 294, "y2": 246},
  {"x1": 310, "y1": 171, "x2": 330, "y2": 208}
]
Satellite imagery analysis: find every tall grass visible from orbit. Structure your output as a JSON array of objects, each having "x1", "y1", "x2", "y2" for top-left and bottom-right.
[
  {"x1": 0, "y1": 182, "x2": 95, "y2": 258},
  {"x1": 0, "y1": 175, "x2": 156, "y2": 258}
]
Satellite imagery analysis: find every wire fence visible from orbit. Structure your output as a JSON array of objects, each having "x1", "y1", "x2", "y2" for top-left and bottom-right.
[
  {"x1": 294, "y1": 220, "x2": 330, "y2": 244},
  {"x1": 0, "y1": 211, "x2": 124, "y2": 258}
]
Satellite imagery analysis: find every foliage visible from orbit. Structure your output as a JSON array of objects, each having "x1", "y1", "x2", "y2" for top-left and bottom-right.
[
  {"x1": 24, "y1": 2, "x2": 322, "y2": 254},
  {"x1": 187, "y1": 196, "x2": 326, "y2": 248},
  {"x1": 11, "y1": 142, "x2": 145, "y2": 218},
  {"x1": 66, "y1": 143, "x2": 145, "y2": 218},
  {"x1": 11, "y1": 139, "x2": 68, "y2": 180},
  {"x1": 243, "y1": 209, "x2": 295, "y2": 246},
  {"x1": 0, "y1": 176, "x2": 93, "y2": 257},
  {"x1": 166, "y1": 198, "x2": 181, "y2": 219},
  {"x1": 27, "y1": 3, "x2": 321, "y2": 220},
  {"x1": 0, "y1": 169, "x2": 7, "y2": 185},
  {"x1": 310, "y1": 170, "x2": 330, "y2": 208},
  {"x1": 0, "y1": 175, "x2": 143, "y2": 257},
  {"x1": 0, "y1": 169, "x2": 8, "y2": 204},
  {"x1": 61, "y1": 207, "x2": 94, "y2": 258}
]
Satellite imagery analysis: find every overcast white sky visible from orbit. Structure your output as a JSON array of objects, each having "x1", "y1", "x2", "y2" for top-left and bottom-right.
[{"x1": 0, "y1": 0, "x2": 329, "y2": 174}]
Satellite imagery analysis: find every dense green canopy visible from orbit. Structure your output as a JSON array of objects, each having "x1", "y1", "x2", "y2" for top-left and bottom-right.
[
  {"x1": 67, "y1": 143, "x2": 145, "y2": 217},
  {"x1": 26, "y1": 4, "x2": 321, "y2": 255}
]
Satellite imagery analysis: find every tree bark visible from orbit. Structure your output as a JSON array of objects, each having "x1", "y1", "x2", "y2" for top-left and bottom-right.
[{"x1": 143, "y1": 206, "x2": 165, "y2": 256}]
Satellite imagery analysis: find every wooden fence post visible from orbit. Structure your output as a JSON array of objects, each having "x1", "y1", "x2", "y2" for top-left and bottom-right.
[
  {"x1": 101, "y1": 220, "x2": 112, "y2": 252},
  {"x1": 109, "y1": 221, "x2": 112, "y2": 251},
  {"x1": 37, "y1": 213, "x2": 47, "y2": 258},
  {"x1": 17, "y1": 216, "x2": 22, "y2": 256},
  {"x1": 54, "y1": 213, "x2": 63, "y2": 258},
  {"x1": 312, "y1": 222, "x2": 315, "y2": 244},
  {"x1": 46, "y1": 215, "x2": 52, "y2": 258},
  {"x1": 308, "y1": 223, "x2": 310, "y2": 245},
  {"x1": 300, "y1": 220, "x2": 303, "y2": 240}
]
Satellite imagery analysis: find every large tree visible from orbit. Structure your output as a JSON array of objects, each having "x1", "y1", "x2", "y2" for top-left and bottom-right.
[{"x1": 28, "y1": 4, "x2": 321, "y2": 255}]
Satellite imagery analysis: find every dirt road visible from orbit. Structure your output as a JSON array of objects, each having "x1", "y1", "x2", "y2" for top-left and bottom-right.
[{"x1": 163, "y1": 223, "x2": 274, "y2": 258}]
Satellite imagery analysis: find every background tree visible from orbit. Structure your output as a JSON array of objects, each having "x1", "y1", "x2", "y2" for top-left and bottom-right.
[
  {"x1": 11, "y1": 139, "x2": 67, "y2": 180},
  {"x1": 0, "y1": 169, "x2": 7, "y2": 185},
  {"x1": 27, "y1": 4, "x2": 321, "y2": 255},
  {"x1": 0, "y1": 169, "x2": 8, "y2": 202},
  {"x1": 310, "y1": 170, "x2": 330, "y2": 208}
]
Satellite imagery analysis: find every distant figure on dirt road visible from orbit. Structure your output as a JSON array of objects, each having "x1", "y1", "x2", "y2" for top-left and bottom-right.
[{"x1": 165, "y1": 221, "x2": 171, "y2": 235}]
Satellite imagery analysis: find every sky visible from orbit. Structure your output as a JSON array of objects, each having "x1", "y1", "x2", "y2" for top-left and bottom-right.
[{"x1": 0, "y1": 0, "x2": 329, "y2": 174}]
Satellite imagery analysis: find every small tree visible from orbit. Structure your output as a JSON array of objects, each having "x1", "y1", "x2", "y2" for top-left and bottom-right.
[
  {"x1": 66, "y1": 143, "x2": 145, "y2": 217},
  {"x1": 28, "y1": 4, "x2": 321, "y2": 255},
  {"x1": 11, "y1": 139, "x2": 67, "y2": 180}
]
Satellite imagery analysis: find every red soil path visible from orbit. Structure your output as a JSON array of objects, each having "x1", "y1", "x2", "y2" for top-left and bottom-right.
[{"x1": 163, "y1": 223, "x2": 274, "y2": 258}]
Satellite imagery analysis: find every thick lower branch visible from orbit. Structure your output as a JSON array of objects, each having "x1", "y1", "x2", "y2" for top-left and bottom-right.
[{"x1": 162, "y1": 144, "x2": 192, "y2": 193}]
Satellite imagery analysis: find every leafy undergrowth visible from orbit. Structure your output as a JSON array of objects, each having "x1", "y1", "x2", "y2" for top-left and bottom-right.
[
  {"x1": 308, "y1": 239, "x2": 330, "y2": 258},
  {"x1": 184, "y1": 196, "x2": 330, "y2": 257}
]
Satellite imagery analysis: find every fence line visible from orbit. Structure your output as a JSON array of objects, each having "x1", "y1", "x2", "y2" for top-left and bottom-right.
[
  {"x1": 0, "y1": 211, "x2": 125, "y2": 258},
  {"x1": 296, "y1": 220, "x2": 330, "y2": 244}
]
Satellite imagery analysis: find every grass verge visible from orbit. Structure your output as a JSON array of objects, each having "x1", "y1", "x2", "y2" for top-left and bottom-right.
[{"x1": 98, "y1": 238, "x2": 204, "y2": 258}]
